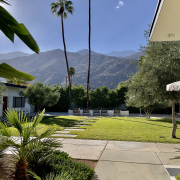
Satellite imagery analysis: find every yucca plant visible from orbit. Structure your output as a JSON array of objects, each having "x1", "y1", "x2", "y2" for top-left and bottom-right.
[{"x1": 0, "y1": 109, "x2": 61, "y2": 180}]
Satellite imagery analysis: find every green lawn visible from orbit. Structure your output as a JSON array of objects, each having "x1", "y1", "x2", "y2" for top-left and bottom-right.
[
  {"x1": 7, "y1": 116, "x2": 86, "y2": 136},
  {"x1": 55, "y1": 116, "x2": 180, "y2": 144},
  {"x1": 6, "y1": 115, "x2": 180, "y2": 144}
]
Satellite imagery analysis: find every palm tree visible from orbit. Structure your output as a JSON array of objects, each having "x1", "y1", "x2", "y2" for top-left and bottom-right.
[
  {"x1": 51, "y1": 0, "x2": 74, "y2": 103},
  {"x1": 6, "y1": 77, "x2": 29, "y2": 86},
  {"x1": 69, "y1": 67, "x2": 75, "y2": 86},
  {"x1": 86, "y1": 0, "x2": 91, "y2": 108},
  {"x1": 0, "y1": 109, "x2": 61, "y2": 179}
]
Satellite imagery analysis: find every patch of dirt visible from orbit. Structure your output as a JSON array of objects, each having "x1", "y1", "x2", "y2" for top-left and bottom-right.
[
  {"x1": 72, "y1": 159, "x2": 98, "y2": 169},
  {"x1": 0, "y1": 155, "x2": 14, "y2": 180}
]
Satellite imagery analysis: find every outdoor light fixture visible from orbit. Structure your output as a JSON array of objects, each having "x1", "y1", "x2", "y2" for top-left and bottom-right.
[{"x1": 168, "y1": 34, "x2": 175, "y2": 38}]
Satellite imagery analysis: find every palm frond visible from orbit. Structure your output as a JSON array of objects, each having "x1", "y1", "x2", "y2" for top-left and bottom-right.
[
  {"x1": 4, "y1": 109, "x2": 26, "y2": 135},
  {"x1": 0, "y1": 0, "x2": 12, "y2": 5},
  {"x1": 40, "y1": 137, "x2": 62, "y2": 148},
  {"x1": 31, "y1": 109, "x2": 45, "y2": 130},
  {"x1": 63, "y1": 12, "x2": 67, "y2": 19},
  {"x1": 0, "y1": 121, "x2": 13, "y2": 137}
]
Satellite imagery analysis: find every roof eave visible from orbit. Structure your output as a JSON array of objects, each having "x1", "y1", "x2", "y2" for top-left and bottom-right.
[{"x1": 149, "y1": 0, "x2": 164, "y2": 40}]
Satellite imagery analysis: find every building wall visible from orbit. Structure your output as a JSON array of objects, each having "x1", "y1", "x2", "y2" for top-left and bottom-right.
[{"x1": 0, "y1": 86, "x2": 34, "y2": 116}]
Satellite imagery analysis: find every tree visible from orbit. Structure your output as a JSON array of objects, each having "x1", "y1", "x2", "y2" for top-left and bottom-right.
[
  {"x1": 69, "y1": 67, "x2": 75, "y2": 86},
  {"x1": 116, "y1": 81, "x2": 128, "y2": 105},
  {"x1": 126, "y1": 71, "x2": 170, "y2": 119},
  {"x1": 134, "y1": 39, "x2": 180, "y2": 137},
  {"x1": 6, "y1": 77, "x2": 29, "y2": 86},
  {"x1": 51, "y1": 0, "x2": 74, "y2": 103},
  {"x1": 0, "y1": 3, "x2": 39, "y2": 81},
  {"x1": 86, "y1": 0, "x2": 91, "y2": 108},
  {"x1": 19, "y1": 81, "x2": 60, "y2": 112},
  {"x1": 0, "y1": 109, "x2": 61, "y2": 180},
  {"x1": 0, "y1": 83, "x2": 7, "y2": 104}
]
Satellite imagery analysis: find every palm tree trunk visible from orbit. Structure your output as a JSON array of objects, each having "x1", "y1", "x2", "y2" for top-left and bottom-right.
[
  {"x1": 71, "y1": 76, "x2": 73, "y2": 86},
  {"x1": 86, "y1": 0, "x2": 91, "y2": 108},
  {"x1": 172, "y1": 99, "x2": 177, "y2": 138},
  {"x1": 61, "y1": 14, "x2": 72, "y2": 103}
]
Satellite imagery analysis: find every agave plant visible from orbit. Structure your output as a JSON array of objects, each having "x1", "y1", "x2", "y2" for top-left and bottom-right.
[{"x1": 0, "y1": 109, "x2": 61, "y2": 180}]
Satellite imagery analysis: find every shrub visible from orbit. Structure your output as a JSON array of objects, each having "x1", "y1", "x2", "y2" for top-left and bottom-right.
[
  {"x1": 176, "y1": 174, "x2": 180, "y2": 180},
  {"x1": 35, "y1": 151, "x2": 95, "y2": 180}
]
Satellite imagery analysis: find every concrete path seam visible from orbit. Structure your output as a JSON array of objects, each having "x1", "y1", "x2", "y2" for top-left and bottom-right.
[
  {"x1": 98, "y1": 159, "x2": 162, "y2": 165},
  {"x1": 156, "y1": 143, "x2": 163, "y2": 153},
  {"x1": 98, "y1": 141, "x2": 108, "y2": 161},
  {"x1": 155, "y1": 152, "x2": 172, "y2": 180}
]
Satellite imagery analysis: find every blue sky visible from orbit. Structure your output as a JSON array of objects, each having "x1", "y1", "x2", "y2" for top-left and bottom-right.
[{"x1": 0, "y1": 0, "x2": 158, "y2": 54}]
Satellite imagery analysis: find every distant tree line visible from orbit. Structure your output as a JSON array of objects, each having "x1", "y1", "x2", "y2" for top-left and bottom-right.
[
  {"x1": 43, "y1": 83, "x2": 129, "y2": 112},
  {"x1": 42, "y1": 82, "x2": 173, "y2": 113}
]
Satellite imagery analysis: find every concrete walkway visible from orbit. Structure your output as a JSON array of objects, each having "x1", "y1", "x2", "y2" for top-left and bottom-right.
[{"x1": 56, "y1": 139, "x2": 180, "y2": 180}]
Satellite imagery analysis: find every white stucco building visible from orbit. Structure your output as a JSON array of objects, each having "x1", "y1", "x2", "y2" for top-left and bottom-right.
[
  {"x1": 149, "y1": 0, "x2": 180, "y2": 42},
  {"x1": 0, "y1": 83, "x2": 34, "y2": 117}
]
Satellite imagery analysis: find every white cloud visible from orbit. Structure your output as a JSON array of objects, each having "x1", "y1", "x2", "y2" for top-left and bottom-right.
[
  {"x1": 119, "y1": 1, "x2": 124, "y2": 6},
  {"x1": 116, "y1": 1, "x2": 124, "y2": 8}
]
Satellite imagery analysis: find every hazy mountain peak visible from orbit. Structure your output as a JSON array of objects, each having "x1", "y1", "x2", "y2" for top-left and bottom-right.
[
  {"x1": 76, "y1": 49, "x2": 102, "y2": 55},
  {"x1": 0, "y1": 51, "x2": 30, "y2": 60},
  {"x1": 106, "y1": 50, "x2": 139, "y2": 57}
]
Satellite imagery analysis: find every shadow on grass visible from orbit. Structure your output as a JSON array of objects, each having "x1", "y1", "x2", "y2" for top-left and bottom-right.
[
  {"x1": 112, "y1": 117, "x2": 174, "y2": 129},
  {"x1": 40, "y1": 116, "x2": 82, "y2": 127},
  {"x1": 148, "y1": 118, "x2": 180, "y2": 125}
]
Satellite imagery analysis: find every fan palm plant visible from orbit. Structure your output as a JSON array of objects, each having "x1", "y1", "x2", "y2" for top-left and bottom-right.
[
  {"x1": 51, "y1": 0, "x2": 74, "y2": 103},
  {"x1": 0, "y1": 109, "x2": 61, "y2": 180}
]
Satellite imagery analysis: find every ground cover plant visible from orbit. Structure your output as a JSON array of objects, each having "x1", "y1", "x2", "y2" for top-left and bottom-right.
[{"x1": 34, "y1": 151, "x2": 94, "y2": 180}]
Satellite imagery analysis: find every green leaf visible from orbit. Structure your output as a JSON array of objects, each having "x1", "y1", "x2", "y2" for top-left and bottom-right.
[
  {"x1": 0, "y1": 63, "x2": 35, "y2": 81},
  {"x1": 0, "y1": 6, "x2": 40, "y2": 54},
  {"x1": 0, "y1": 19, "x2": 14, "y2": 42},
  {"x1": 0, "y1": 6, "x2": 19, "y2": 26},
  {"x1": 10, "y1": 24, "x2": 40, "y2": 54}
]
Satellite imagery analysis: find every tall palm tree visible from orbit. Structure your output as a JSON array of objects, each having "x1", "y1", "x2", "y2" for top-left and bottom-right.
[
  {"x1": 69, "y1": 67, "x2": 75, "y2": 86},
  {"x1": 86, "y1": 0, "x2": 91, "y2": 107},
  {"x1": 51, "y1": 0, "x2": 74, "y2": 103}
]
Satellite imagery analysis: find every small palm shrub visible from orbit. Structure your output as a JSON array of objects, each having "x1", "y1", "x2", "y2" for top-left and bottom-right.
[{"x1": 0, "y1": 109, "x2": 61, "y2": 180}]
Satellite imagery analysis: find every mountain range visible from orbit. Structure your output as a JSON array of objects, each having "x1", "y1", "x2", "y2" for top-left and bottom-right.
[
  {"x1": 0, "y1": 49, "x2": 142, "y2": 89},
  {"x1": 105, "y1": 50, "x2": 139, "y2": 57},
  {"x1": 0, "y1": 51, "x2": 30, "y2": 60}
]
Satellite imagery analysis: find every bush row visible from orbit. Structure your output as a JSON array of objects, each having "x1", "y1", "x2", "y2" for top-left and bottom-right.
[
  {"x1": 43, "y1": 84, "x2": 173, "y2": 114},
  {"x1": 44, "y1": 84, "x2": 128, "y2": 112}
]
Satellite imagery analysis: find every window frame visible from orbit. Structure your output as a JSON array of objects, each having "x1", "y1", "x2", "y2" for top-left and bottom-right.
[{"x1": 13, "y1": 97, "x2": 25, "y2": 108}]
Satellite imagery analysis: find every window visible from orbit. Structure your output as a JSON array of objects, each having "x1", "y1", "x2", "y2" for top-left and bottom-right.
[{"x1": 13, "y1": 97, "x2": 25, "y2": 108}]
